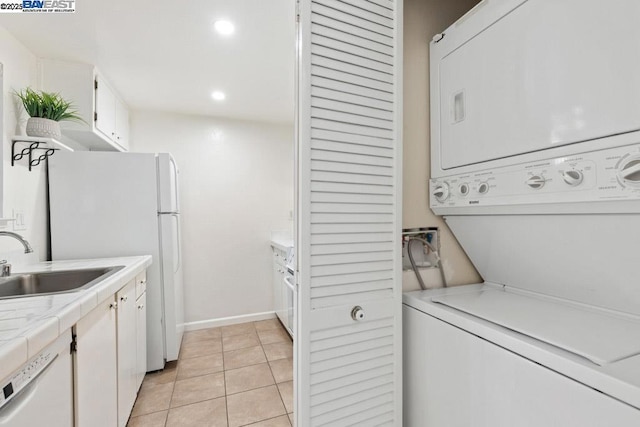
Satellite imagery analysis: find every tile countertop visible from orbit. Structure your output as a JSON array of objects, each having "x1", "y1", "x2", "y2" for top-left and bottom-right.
[{"x1": 0, "y1": 256, "x2": 152, "y2": 382}]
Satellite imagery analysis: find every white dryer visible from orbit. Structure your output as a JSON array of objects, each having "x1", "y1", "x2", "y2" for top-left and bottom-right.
[{"x1": 405, "y1": 0, "x2": 640, "y2": 425}]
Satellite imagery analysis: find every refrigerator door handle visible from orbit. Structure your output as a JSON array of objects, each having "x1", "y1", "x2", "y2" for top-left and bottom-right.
[
  {"x1": 169, "y1": 155, "x2": 180, "y2": 211},
  {"x1": 171, "y1": 213, "x2": 182, "y2": 274}
]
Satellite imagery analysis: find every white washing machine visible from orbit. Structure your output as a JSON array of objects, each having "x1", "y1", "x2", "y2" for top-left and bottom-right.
[
  {"x1": 405, "y1": 0, "x2": 640, "y2": 425},
  {"x1": 404, "y1": 282, "x2": 640, "y2": 426}
]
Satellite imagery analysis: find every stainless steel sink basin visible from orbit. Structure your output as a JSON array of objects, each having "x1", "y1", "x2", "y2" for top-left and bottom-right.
[{"x1": 0, "y1": 266, "x2": 124, "y2": 299}]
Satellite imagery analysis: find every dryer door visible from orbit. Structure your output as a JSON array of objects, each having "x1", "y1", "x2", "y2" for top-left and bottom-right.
[{"x1": 434, "y1": 0, "x2": 640, "y2": 171}]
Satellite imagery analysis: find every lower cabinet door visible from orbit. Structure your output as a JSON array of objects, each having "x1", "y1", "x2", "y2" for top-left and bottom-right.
[
  {"x1": 75, "y1": 297, "x2": 118, "y2": 427},
  {"x1": 117, "y1": 280, "x2": 137, "y2": 427},
  {"x1": 272, "y1": 253, "x2": 284, "y2": 324},
  {"x1": 281, "y1": 275, "x2": 290, "y2": 332},
  {"x1": 136, "y1": 292, "x2": 147, "y2": 390}
]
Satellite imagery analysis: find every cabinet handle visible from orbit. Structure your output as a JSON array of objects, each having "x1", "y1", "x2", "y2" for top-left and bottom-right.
[
  {"x1": 120, "y1": 295, "x2": 128, "y2": 303},
  {"x1": 110, "y1": 302, "x2": 118, "y2": 310}
]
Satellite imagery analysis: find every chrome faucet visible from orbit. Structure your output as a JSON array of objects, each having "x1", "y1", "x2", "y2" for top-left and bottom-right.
[
  {"x1": 0, "y1": 231, "x2": 34, "y2": 254},
  {"x1": 0, "y1": 232, "x2": 33, "y2": 278},
  {"x1": 0, "y1": 260, "x2": 9, "y2": 277}
]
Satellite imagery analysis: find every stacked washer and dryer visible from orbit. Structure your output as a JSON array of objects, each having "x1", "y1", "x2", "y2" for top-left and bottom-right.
[{"x1": 404, "y1": 0, "x2": 640, "y2": 425}]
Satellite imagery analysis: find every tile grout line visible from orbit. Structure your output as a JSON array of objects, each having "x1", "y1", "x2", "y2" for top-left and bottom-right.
[
  {"x1": 226, "y1": 336, "x2": 287, "y2": 424},
  {"x1": 232, "y1": 321, "x2": 267, "y2": 427},
  {"x1": 167, "y1": 341, "x2": 227, "y2": 413},
  {"x1": 224, "y1": 368, "x2": 230, "y2": 427},
  {"x1": 168, "y1": 336, "x2": 226, "y2": 424},
  {"x1": 225, "y1": 323, "x2": 257, "y2": 427},
  {"x1": 240, "y1": 414, "x2": 292, "y2": 427},
  {"x1": 162, "y1": 394, "x2": 227, "y2": 411},
  {"x1": 225, "y1": 361, "x2": 270, "y2": 374},
  {"x1": 264, "y1": 327, "x2": 292, "y2": 425},
  {"x1": 164, "y1": 348, "x2": 181, "y2": 427},
  {"x1": 223, "y1": 336, "x2": 230, "y2": 427},
  {"x1": 131, "y1": 322, "x2": 290, "y2": 426}
]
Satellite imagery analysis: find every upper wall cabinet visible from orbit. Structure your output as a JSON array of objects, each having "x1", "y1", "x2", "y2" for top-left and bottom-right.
[{"x1": 38, "y1": 59, "x2": 130, "y2": 152}]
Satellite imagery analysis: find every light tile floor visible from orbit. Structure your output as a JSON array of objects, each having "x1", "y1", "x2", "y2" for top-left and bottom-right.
[{"x1": 128, "y1": 319, "x2": 293, "y2": 427}]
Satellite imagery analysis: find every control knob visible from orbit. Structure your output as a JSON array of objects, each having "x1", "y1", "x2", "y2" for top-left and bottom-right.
[
  {"x1": 561, "y1": 170, "x2": 583, "y2": 187},
  {"x1": 619, "y1": 157, "x2": 640, "y2": 186},
  {"x1": 477, "y1": 182, "x2": 489, "y2": 195},
  {"x1": 526, "y1": 175, "x2": 546, "y2": 190},
  {"x1": 459, "y1": 183, "x2": 470, "y2": 196},
  {"x1": 432, "y1": 182, "x2": 450, "y2": 203}
]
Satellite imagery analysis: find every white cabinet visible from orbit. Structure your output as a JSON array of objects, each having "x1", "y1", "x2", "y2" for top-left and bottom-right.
[
  {"x1": 117, "y1": 280, "x2": 137, "y2": 427},
  {"x1": 95, "y1": 75, "x2": 116, "y2": 141},
  {"x1": 95, "y1": 76, "x2": 130, "y2": 151},
  {"x1": 115, "y1": 98, "x2": 130, "y2": 150},
  {"x1": 75, "y1": 297, "x2": 118, "y2": 427},
  {"x1": 38, "y1": 59, "x2": 130, "y2": 152},
  {"x1": 136, "y1": 292, "x2": 147, "y2": 390},
  {"x1": 135, "y1": 271, "x2": 147, "y2": 390},
  {"x1": 74, "y1": 271, "x2": 147, "y2": 427},
  {"x1": 271, "y1": 246, "x2": 288, "y2": 330}
]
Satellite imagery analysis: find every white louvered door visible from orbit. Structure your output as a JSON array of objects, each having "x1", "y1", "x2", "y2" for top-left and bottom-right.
[{"x1": 295, "y1": 0, "x2": 403, "y2": 425}]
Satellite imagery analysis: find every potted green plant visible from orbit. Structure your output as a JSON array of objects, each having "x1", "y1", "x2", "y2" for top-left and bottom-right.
[{"x1": 14, "y1": 88, "x2": 83, "y2": 140}]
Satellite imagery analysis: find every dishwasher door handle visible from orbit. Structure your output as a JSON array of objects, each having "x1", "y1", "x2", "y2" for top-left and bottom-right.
[{"x1": 0, "y1": 354, "x2": 58, "y2": 424}]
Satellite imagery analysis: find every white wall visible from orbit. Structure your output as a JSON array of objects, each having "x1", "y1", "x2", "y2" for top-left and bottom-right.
[
  {"x1": 0, "y1": 0, "x2": 479, "y2": 300},
  {"x1": 131, "y1": 111, "x2": 294, "y2": 325},
  {"x1": 402, "y1": 0, "x2": 482, "y2": 290},
  {"x1": 0, "y1": 25, "x2": 47, "y2": 263}
]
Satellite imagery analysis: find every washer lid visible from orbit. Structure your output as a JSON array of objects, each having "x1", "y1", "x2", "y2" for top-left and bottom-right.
[{"x1": 432, "y1": 289, "x2": 640, "y2": 366}]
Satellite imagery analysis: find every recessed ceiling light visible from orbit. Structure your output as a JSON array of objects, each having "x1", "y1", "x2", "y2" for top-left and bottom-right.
[
  {"x1": 214, "y1": 20, "x2": 235, "y2": 36},
  {"x1": 211, "y1": 91, "x2": 226, "y2": 101}
]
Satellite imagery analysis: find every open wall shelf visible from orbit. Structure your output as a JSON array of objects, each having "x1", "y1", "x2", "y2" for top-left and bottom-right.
[{"x1": 11, "y1": 136, "x2": 74, "y2": 171}]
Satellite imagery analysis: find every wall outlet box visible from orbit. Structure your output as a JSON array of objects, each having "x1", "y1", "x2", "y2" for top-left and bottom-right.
[
  {"x1": 402, "y1": 227, "x2": 440, "y2": 271},
  {"x1": 12, "y1": 209, "x2": 27, "y2": 231}
]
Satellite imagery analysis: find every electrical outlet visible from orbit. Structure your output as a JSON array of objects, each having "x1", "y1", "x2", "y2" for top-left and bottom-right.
[{"x1": 12, "y1": 209, "x2": 27, "y2": 231}]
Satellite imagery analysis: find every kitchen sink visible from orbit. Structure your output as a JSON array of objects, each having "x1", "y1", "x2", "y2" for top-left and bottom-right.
[{"x1": 0, "y1": 266, "x2": 124, "y2": 299}]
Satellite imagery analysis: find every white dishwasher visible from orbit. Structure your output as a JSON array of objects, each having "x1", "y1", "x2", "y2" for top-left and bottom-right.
[{"x1": 0, "y1": 330, "x2": 73, "y2": 427}]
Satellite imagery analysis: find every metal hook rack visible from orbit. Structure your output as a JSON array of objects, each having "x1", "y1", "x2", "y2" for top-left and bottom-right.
[{"x1": 10, "y1": 136, "x2": 74, "y2": 171}]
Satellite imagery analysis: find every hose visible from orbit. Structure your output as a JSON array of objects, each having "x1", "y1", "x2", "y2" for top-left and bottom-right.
[
  {"x1": 407, "y1": 237, "x2": 448, "y2": 289},
  {"x1": 407, "y1": 238, "x2": 427, "y2": 290}
]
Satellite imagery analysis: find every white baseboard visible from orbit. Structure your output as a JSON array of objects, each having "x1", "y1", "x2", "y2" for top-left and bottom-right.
[{"x1": 184, "y1": 311, "x2": 276, "y2": 331}]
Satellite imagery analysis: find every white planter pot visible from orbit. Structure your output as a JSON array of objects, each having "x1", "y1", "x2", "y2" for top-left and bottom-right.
[{"x1": 26, "y1": 117, "x2": 61, "y2": 139}]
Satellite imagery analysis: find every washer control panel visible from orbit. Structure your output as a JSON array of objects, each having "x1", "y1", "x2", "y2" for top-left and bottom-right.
[
  {"x1": 430, "y1": 143, "x2": 640, "y2": 209},
  {"x1": 0, "y1": 349, "x2": 55, "y2": 409}
]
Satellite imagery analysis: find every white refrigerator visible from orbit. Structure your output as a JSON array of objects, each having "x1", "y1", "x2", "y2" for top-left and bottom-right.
[{"x1": 48, "y1": 151, "x2": 185, "y2": 371}]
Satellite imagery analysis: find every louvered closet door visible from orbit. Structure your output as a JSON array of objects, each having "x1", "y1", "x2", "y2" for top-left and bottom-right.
[{"x1": 296, "y1": 0, "x2": 403, "y2": 425}]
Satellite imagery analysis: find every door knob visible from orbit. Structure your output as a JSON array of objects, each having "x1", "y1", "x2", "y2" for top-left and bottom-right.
[{"x1": 351, "y1": 306, "x2": 365, "y2": 321}]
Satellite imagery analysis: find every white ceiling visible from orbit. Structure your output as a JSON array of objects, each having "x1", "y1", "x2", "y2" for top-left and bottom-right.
[{"x1": 0, "y1": 0, "x2": 296, "y2": 123}]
